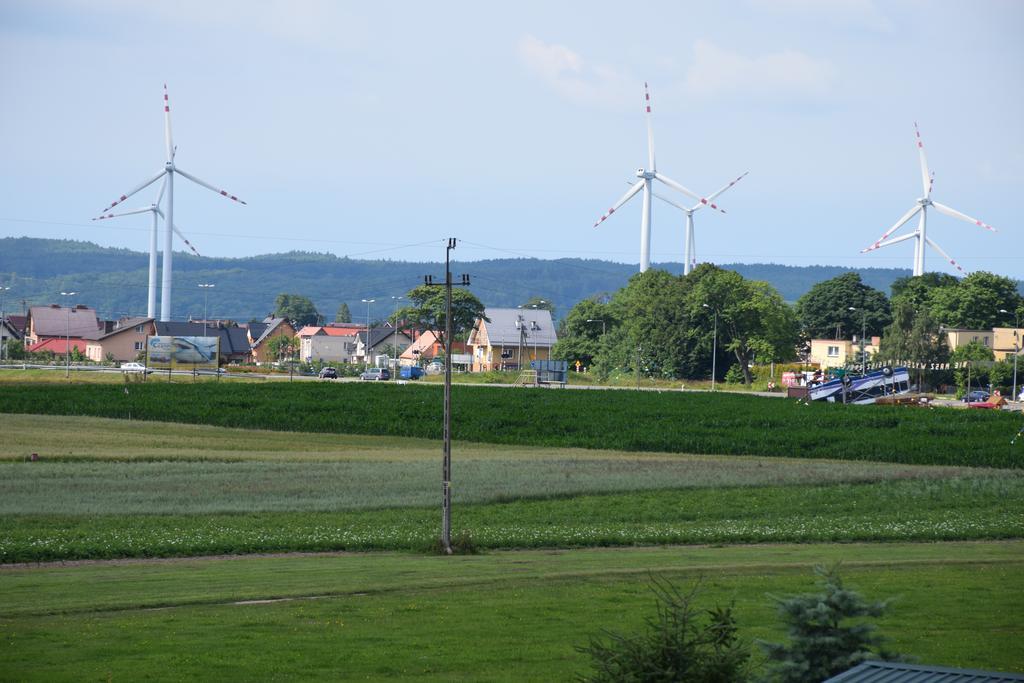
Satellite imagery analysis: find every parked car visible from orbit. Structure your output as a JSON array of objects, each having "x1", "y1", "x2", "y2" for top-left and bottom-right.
[
  {"x1": 962, "y1": 390, "x2": 990, "y2": 403},
  {"x1": 359, "y1": 367, "x2": 390, "y2": 381},
  {"x1": 120, "y1": 362, "x2": 150, "y2": 374},
  {"x1": 399, "y1": 365, "x2": 425, "y2": 380},
  {"x1": 318, "y1": 366, "x2": 338, "y2": 380}
]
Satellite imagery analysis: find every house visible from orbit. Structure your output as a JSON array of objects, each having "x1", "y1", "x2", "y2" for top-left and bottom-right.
[
  {"x1": 245, "y1": 317, "x2": 297, "y2": 364},
  {"x1": 467, "y1": 308, "x2": 557, "y2": 372},
  {"x1": 297, "y1": 325, "x2": 359, "y2": 364},
  {"x1": 85, "y1": 317, "x2": 156, "y2": 363},
  {"x1": 1, "y1": 316, "x2": 22, "y2": 358},
  {"x1": 398, "y1": 330, "x2": 470, "y2": 366},
  {"x1": 941, "y1": 327, "x2": 994, "y2": 353},
  {"x1": 808, "y1": 336, "x2": 880, "y2": 369},
  {"x1": 354, "y1": 327, "x2": 413, "y2": 364},
  {"x1": 153, "y1": 321, "x2": 251, "y2": 364},
  {"x1": 27, "y1": 337, "x2": 89, "y2": 356},
  {"x1": 992, "y1": 327, "x2": 1023, "y2": 362},
  {"x1": 24, "y1": 304, "x2": 103, "y2": 346}
]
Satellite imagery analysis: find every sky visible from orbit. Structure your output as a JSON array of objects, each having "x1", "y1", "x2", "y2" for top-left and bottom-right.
[{"x1": 1, "y1": 0, "x2": 1022, "y2": 279}]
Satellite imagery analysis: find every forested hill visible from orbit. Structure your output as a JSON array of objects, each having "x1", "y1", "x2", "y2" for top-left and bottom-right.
[{"x1": 0, "y1": 236, "x2": 962, "y2": 322}]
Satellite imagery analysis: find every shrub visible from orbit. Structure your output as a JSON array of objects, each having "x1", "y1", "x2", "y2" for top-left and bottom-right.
[
  {"x1": 758, "y1": 564, "x2": 903, "y2": 682},
  {"x1": 578, "y1": 576, "x2": 751, "y2": 682}
]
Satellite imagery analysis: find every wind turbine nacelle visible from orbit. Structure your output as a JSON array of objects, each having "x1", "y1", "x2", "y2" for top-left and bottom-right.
[{"x1": 635, "y1": 168, "x2": 646, "y2": 177}]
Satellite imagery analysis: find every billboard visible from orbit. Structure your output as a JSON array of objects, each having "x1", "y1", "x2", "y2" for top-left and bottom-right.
[{"x1": 147, "y1": 336, "x2": 220, "y2": 370}]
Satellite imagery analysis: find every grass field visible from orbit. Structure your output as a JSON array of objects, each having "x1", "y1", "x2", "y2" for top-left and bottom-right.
[
  {"x1": 2, "y1": 381, "x2": 1022, "y2": 467},
  {"x1": 2, "y1": 414, "x2": 1022, "y2": 561},
  {"x1": 1, "y1": 541, "x2": 1022, "y2": 680}
]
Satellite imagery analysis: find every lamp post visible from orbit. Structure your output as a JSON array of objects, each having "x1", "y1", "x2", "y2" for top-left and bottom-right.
[
  {"x1": 361, "y1": 298, "x2": 375, "y2": 366},
  {"x1": 703, "y1": 303, "x2": 718, "y2": 391},
  {"x1": 1000, "y1": 308, "x2": 1020, "y2": 400},
  {"x1": 198, "y1": 284, "x2": 215, "y2": 337},
  {"x1": 60, "y1": 291, "x2": 77, "y2": 379},
  {"x1": 0, "y1": 286, "x2": 10, "y2": 363},
  {"x1": 391, "y1": 295, "x2": 403, "y2": 371},
  {"x1": 849, "y1": 306, "x2": 867, "y2": 373},
  {"x1": 585, "y1": 318, "x2": 607, "y2": 335}
]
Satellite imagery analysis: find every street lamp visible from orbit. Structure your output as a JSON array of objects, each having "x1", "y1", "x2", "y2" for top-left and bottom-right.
[
  {"x1": 702, "y1": 303, "x2": 718, "y2": 391},
  {"x1": 849, "y1": 306, "x2": 867, "y2": 374},
  {"x1": 999, "y1": 308, "x2": 1020, "y2": 400},
  {"x1": 585, "y1": 318, "x2": 607, "y2": 335},
  {"x1": 389, "y1": 294, "x2": 401, "y2": 368},
  {"x1": 361, "y1": 298, "x2": 375, "y2": 366},
  {"x1": 198, "y1": 284, "x2": 215, "y2": 337},
  {"x1": 0, "y1": 286, "x2": 10, "y2": 363},
  {"x1": 60, "y1": 291, "x2": 77, "y2": 379}
]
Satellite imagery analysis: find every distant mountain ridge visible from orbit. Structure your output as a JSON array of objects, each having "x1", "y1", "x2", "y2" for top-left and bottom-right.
[{"x1": 2, "y1": 236, "x2": 1014, "y2": 322}]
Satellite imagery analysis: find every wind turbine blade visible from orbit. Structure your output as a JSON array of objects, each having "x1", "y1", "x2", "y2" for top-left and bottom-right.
[
  {"x1": 860, "y1": 204, "x2": 921, "y2": 253},
  {"x1": 96, "y1": 170, "x2": 166, "y2": 215},
  {"x1": 872, "y1": 232, "x2": 917, "y2": 249},
  {"x1": 171, "y1": 222, "x2": 201, "y2": 257},
  {"x1": 164, "y1": 84, "x2": 175, "y2": 162},
  {"x1": 704, "y1": 171, "x2": 749, "y2": 204},
  {"x1": 651, "y1": 188, "x2": 688, "y2": 212},
  {"x1": 594, "y1": 180, "x2": 644, "y2": 228},
  {"x1": 652, "y1": 172, "x2": 703, "y2": 204},
  {"x1": 924, "y1": 236, "x2": 966, "y2": 275},
  {"x1": 932, "y1": 201, "x2": 997, "y2": 233},
  {"x1": 93, "y1": 206, "x2": 156, "y2": 220},
  {"x1": 914, "y1": 122, "x2": 931, "y2": 197},
  {"x1": 173, "y1": 166, "x2": 248, "y2": 205},
  {"x1": 644, "y1": 82, "x2": 656, "y2": 172},
  {"x1": 155, "y1": 174, "x2": 168, "y2": 206}
]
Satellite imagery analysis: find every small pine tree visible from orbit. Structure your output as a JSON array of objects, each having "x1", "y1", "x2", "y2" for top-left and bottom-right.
[
  {"x1": 759, "y1": 564, "x2": 901, "y2": 683},
  {"x1": 335, "y1": 302, "x2": 352, "y2": 323},
  {"x1": 578, "y1": 576, "x2": 751, "y2": 682}
]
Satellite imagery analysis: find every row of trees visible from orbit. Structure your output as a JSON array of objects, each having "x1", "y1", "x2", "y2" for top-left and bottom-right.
[{"x1": 553, "y1": 266, "x2": 1023, "y2": 385}]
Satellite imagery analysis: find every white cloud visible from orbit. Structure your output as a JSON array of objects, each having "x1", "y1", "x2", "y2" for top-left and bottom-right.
[
  {"x1": 517, "y1": 35, "x2": 632, "y2": 107},
  {"x1": 683, "y1": 40, "x2": 837, "y2": 100}
]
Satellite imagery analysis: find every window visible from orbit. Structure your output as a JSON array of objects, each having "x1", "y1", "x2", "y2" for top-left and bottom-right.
[
  {"x1": 827, "y1": 345, "x2": 840, "y2": 357},
  {"x1": 134, "y1": 341, "x2": 144, "y2": 351},
  {"x1": 983, "y1": 336, "x2": 989, "y2": 346},
  {"x1": 135, "y1": 325, "x2": 145, "y2": 333}
]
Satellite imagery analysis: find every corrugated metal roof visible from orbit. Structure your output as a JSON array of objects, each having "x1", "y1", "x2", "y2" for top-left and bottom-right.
[{"x1": 826, "y1": 661, "x2": 1024, "y2": 683}]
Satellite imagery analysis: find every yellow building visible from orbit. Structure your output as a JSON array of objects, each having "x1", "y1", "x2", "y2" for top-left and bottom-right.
[
  {"x1": 992, "y1": 327, "x2": 1023, "y2": 361},
  {"x1": 808, "y1": 336, "x2": 879, "y2": 369},
  {"x1": 941, "y1": 327, "x2": 994, "y2": 353},
  {"x1": 467, "y1": 308, "x2": 557, "y2": 372}
]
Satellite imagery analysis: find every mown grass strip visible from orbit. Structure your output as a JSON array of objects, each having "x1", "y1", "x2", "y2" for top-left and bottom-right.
[
  {"x1": 1, "y1": 543, "x2": 1021, "y2": 679},
  {"x1": 3, "y1": 477, "x2": 1021, "y2": 562},
  {"x1": 1, "y1": 382, "x2": 1022, "y2": 467}
]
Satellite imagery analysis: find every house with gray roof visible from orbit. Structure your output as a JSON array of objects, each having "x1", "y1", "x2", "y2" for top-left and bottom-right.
[
  {"x1": 354, "y1": 327, "x2": 413, "y2": 365},
  {"x1": 25, "y1": 304, "x2": 103, "y2": 346},
  {"x1": 245, "y1": 317, "x2": 297, "y2": 365},
  {"x1": 85, "y1": 317, "x2": 156, "y2": 363},
  {"x1": 467, "y1": 307, "x2": 557, "y2": 372},
  {"x1": 826, "y1": 660, "x2": 1024, "y2": 682}
]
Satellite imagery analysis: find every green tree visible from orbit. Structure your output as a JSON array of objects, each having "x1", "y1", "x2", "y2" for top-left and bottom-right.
[
  {"x1": 950, "y1": 340, "x2": 995, "y2": 396},
  {"x1": 889, "y1": 272, "x2": 958, "y2": 309},
  {"x1": 876, "y1": 299, "x2": 950, "y2": 391},
  {"x1": 927, "y1": 271, "x2": 1024, "y2": 329},
  {"x1": 397, "y1": 285, "x2": 487, "y2": 353},
  {"x1": 552, "y1": 298, "x2": 612, "y2": 369},
  {"x1": 686, "y1": 265, "x2": 799, "y2": 384},
  {"x1": 520, "y1": 296, "x2": 556, "y2": 319},
  {"x1": 759, "y1": 565, "x2": 901, "y2": 682},
  {"x1": 578, "y1": 577, "x2": 751, "y2": 682},
  {"x1": 266, "y1": 334, "x2": 298, "y2": 365},
  {"x1": 273, "y1": 294, "x2": 321, "y2": 328},
  {"x1": 795, "y1": 272, "x2": 890, "y2": 340},
  {"x1": 334, "y1": 302, "x2": 352, "y2": 323}
]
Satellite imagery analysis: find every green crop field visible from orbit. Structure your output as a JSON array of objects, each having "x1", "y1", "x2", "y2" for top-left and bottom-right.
[{"x1": 1, "y1": 381, "x2": 1022, "y2": 467}]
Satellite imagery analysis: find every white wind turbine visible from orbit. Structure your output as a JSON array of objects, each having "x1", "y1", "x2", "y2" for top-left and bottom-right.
[
  {"x1": 95, "y1": 85, "x2": 246, "y2": 321},
  {"x1": 646, "y1": 171, "x2": 748, "y2": 275},
  {"x1": 93, "y1": 177, "x2": 201, "y2": 319},
  {"x1": 861, "y1": 123, "x2": 996, "y2": 276},
  {"x1": 593, "y1": 83, "x2": 727, "y2": 273}
]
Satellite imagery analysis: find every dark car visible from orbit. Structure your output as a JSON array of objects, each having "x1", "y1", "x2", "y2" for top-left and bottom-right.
[
  {"x1": 962, "y1": 390, "x2": 990, "y2": 403},
  {"x1": 359, "y1": 367, "x2": 391, "y2": 381},
  {"x1": 318, "y1": 367, "x2": 338, "y2": 380}
]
